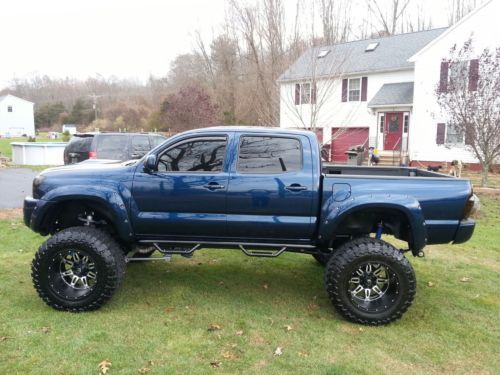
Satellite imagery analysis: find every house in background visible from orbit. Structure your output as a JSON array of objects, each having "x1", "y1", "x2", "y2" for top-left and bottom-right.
[
  {"x1": 0, "y1": 94, "x2": 35, "y2": 137},
  {"x1": 409, "y1": 0, "x2": 500, "y2": 168},
  {"x1": 278, "y1": 0, "x2": 499, "y2": 167}
]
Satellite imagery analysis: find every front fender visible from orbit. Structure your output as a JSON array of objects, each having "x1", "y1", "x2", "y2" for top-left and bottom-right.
[
  {"x1": 34, "y1": 185, "x2": 133, "y2": 241},
  {"x1": 318, "y1": 193, "x2": 427, "y2": 251}
]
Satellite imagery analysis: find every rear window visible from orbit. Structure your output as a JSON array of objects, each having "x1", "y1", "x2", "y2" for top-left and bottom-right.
[
  {"x1": 237, "y1": 136, "x2": 302, "y2": 173},
  {"x1": 151, "y1": 135, "x2": 166, "y2": 147},
  {"x1": 96, "y1": 135, "x2": 128, "y2": 160},
  {"x1": 67, "y1": 136, "x2": 93, "y2": 152},
  {"x1": 131, "y1": 135, "x2": 151, "y2": 153}
]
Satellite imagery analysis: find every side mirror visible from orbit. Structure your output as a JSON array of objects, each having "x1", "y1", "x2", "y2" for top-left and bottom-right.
[{"x1": 144, "y1": 154, "x2": 157, "y2": 172}]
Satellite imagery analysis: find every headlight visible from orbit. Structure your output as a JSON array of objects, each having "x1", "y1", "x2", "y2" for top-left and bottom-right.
[{"x1": 32, "y1": 175, "x2": 45, "y2": 199}]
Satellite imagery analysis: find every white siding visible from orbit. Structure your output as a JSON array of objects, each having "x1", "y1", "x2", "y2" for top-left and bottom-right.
[
  {"x1": 0, "y1": 95, "x2": 35, "y2": 137},
  {"x1": 279, "y1": 69, "x2": 414, "y2": 147},
  {"x1": 410, "y1": 0, "x2": 500, "y2": 163}
]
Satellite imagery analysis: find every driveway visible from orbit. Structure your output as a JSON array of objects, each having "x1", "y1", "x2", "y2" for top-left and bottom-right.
[{"x1": 0, "y1": 168, "x2": 38, "y2": 208}]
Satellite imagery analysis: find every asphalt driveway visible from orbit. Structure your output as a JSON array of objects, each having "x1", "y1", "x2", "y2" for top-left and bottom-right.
[{"x1": 0, "y1": 168, "x2": 38, "y2": 208}]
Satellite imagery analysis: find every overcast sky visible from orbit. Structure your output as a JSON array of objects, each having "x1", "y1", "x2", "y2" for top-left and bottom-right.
[{"x1": 0, "y1": 0, "x2": 451, "y2": 89}]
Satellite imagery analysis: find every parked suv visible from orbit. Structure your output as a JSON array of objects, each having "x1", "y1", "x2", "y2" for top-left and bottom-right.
[{"x1": 63, "y1": 132, "x2": 167, "y2": 164}]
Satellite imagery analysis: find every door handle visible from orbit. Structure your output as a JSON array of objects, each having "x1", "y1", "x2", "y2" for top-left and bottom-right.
[
  {"x1": 286, "y1": 184, "x2": 307, "y2": 192},
  {"x1": 203, "y1": 182, "x2": 225, "y2": 190}
]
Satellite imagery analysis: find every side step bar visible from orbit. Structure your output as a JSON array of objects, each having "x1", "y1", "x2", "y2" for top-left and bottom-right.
[{"x1": 126, "y1": 240, "x2": 316, "y2": 261}]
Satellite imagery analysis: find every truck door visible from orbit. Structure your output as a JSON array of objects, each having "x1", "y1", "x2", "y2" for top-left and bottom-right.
[
  {"x1": 131, "y1": 136, "x2": 229, "y2": 238},
  {"x1": 225, "y1": 134, "x2": 315, "y2": 240}
]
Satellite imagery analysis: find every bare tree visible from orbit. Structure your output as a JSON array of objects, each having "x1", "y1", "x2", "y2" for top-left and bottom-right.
[
  {"x1": 366, "y1": 0, "x2": 412, "y2": 36},
  {"x1": 436, "y1": 39, "x2": 500, "y2": 186},
  {"x1": 447, "y1": 0, "x2": 479, "y2": 25}
]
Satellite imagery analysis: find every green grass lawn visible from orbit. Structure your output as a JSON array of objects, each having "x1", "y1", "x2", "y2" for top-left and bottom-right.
[{"x1": 0, "y1": 195, "x2": 499, "y2": 374}]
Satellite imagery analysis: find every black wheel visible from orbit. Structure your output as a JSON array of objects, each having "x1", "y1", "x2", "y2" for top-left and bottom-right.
[
  {"x1": 325, "y1": 238, "x2": 416, "y2": 325},
  {"x1": 31, "y1": 227, "x2": 126, "y2": 311}
]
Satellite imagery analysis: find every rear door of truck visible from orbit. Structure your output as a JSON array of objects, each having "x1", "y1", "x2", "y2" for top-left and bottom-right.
[{"x1": 225, "y1": 132, "x2": 316, "y2": 240}]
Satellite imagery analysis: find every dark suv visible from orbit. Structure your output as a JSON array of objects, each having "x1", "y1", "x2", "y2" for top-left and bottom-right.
[{"x1": 63, "y1": 133, "x2": 167, "y2": 164}]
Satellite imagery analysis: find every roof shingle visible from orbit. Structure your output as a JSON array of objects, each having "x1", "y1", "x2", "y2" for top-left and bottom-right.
[
  {"x1": 278, "y1": 28, "x2": 446, "y2": 82},
  {"x1": 367, "y1": 82, "x2": 414, "y2": 107}
]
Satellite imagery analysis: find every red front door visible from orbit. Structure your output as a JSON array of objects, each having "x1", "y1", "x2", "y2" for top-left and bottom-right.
[{"x1": 384, "y1": 112, "x2": 404, "y2": 150}]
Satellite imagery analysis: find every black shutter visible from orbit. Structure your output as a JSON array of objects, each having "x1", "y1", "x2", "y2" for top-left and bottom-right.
[
  {"x1": 311, "y1": 82, "x2": 317, "y2": 104},
  {"x1": 436, "y1": 123, "x2": 446, "y2": 145},
  {"x1": 341, "y1": 79, "x2": 348, "y2": 102},
  {"x1": 468, "y1": 59, "x2": 479, "y2": 91},
  {"x1": 294, "y1": 84, "x2": 300, "y2": 105},
  {"x1": 361, "y1": 77, "x2": 368, "y2": 101},
  {"x1": 439, "y1": 61, "x2": 449, "y2": 93}
]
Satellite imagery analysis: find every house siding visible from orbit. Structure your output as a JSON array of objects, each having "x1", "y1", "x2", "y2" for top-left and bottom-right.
[
  {"x1": 410, "y1": 0, "x2": 500, "y2": 164},
  {"x1": 279, "y1": 69, "x2": 414, "y2": 150},
  {"x1": 0, "y1": 95, "x2": 35, "y2": 137}
]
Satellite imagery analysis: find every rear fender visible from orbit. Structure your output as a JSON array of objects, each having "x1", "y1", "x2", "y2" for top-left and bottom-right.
[{"x1": 318, "y1": 193, "x2": 427, "y2": 251}]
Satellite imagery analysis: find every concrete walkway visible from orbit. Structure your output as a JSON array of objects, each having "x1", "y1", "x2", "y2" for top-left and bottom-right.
[{"x1": 0, "y1": 168, "x2": 39, "y2": 208}]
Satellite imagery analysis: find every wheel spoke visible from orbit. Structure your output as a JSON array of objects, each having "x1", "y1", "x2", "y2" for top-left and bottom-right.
[
  {"x1": 81, "y1": 276, "x2": 89, "y2": 288},
  {"x1": 373, "y1": 267, "x2": 384, "y2": 277},
  {"x1": 70, "y1": 275, "x2": 79, "y2": 287},
  {"x1": 349, "y1": 277, "x2": 360, "y2": 284},
  {"x1": 61, "y1": 270, "x2": 73, "y2": 277},
  {"x1": 372, "y1": 285, "x2": 383, "y2": 296},
  {"x1": 364, "y1": 288, "x2": 371, "y2": 300},
  {"x1": 351, "y1": 285, "x2": 364, "y2": 296},
  {"x1": 365, "y1": 263, "x2": 372, "y2": 273},
  {"x1": 72, "y1": 252, "x2": 81, "y2": 262},
  {"x1": 87, "y1": 271, "x2": 97, "y2": 280}
]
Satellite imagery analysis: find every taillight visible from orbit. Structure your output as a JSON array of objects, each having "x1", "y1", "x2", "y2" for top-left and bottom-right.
[
  {"x1": 89, "y1": 151, "x2": 97, "y2": 159},
  {"x1": 463, "y1": 194, "x2": 480, "y2": 219}
]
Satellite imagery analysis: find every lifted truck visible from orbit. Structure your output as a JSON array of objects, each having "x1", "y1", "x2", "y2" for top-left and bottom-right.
[{"x1": 24, "y1": 127, "x2": 479, "y2": 324}]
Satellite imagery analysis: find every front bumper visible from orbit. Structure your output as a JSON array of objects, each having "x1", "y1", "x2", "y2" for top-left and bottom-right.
[
  {"x1": 453, "y1": 219, "x2": 476, "y2": 244},
  {"x1": 23, "y1": 196, "x2": 39, "y2": 228}
]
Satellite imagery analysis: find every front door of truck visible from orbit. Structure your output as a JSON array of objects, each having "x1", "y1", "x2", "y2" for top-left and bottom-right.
[
  {"x1": 131, "y1": 136, "x2": 229, "y2": 238},
  {"x1": 225, "y1": 134, "x2": 315, "y2": 241}
]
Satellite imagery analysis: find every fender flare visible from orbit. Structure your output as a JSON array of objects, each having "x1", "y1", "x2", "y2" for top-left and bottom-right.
[
  {"x1": 33, "y1": 185, "x2": 133, "y2": 241},
  {"x1": 318, "y1": 193, "x2": 427, "y2": 252}
]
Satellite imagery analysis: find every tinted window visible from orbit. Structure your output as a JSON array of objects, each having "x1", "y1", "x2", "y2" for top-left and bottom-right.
[
  {"x1": 151, "y1": 135, "x2": 166, "y2": 147},
  {"x1": 96, "y1": 135, "x2": 128, "y2": 160},
  {"x1": 158, "y1": 138, "x2": 226, "y2": 172},
  {"x1": 67, "y1": 136, "x2": 93, "y2": 152},
  {"x1": 237, "y1": 136, "x2": 302, "y2": 173},
  {"x1": 131, "y1": 135, "x2": 151, "y2": 153}
]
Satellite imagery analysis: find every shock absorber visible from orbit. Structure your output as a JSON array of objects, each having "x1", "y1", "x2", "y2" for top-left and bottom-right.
[{"x1": 375, "y1": 221, "x2": 383, "y2": 240}]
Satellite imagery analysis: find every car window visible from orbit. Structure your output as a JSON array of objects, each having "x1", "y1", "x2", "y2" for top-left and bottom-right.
[
  {"x1": 151, "y1": 135, "x2": 166, "y2": 147},
  {"x1": 131, "y1": 135, "x2": 151, "y2": 154},
  {"x1": 237, "y1": 136, "x2": 302, "y2": 173},
  {"x1": 158, "y1": 138, "x2": 226, "y2": 172},
  {"x1": 67, "y1": 136, "x2": 93, "y2": 152},
  {"x1": 96, "y1": 135, "x2": 128, "y2": 160}
]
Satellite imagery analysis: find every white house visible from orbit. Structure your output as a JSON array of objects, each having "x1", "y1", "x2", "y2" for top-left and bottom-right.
[
  {"x1": 0, "y1": 94, "x2": 35, "y2": 137},
  {"x1": 279, "y1": 0, "x2": 499, "y2": 168},
  {"x1": 409, "y1": 0, "x2": 500, "y2": 168}
]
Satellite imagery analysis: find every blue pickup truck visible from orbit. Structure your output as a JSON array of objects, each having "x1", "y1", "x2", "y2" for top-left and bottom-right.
[{"x1": 24, "y1": 127, "x2": 478, "y2": 324}]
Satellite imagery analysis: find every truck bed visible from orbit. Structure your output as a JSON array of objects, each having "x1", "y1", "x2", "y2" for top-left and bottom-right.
[{"x1": 322, "y1": 164, "x2": 448, "y2": 178}]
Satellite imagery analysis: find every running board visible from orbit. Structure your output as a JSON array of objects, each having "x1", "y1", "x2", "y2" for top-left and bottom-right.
[
  {"x1": 238, "y1": 245, "x2": 287, "y2": 257},
  {"x1": 135, "y1": 239, "x2": 316, "y2": 258}
]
